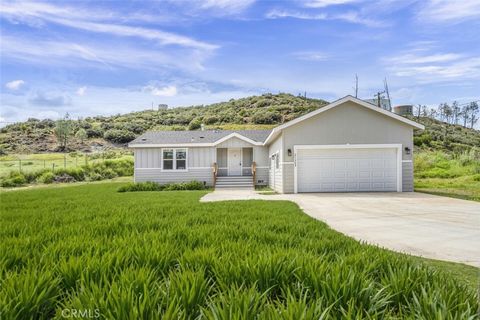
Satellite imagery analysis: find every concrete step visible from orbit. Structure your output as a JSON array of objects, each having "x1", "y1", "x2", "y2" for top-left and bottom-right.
[
  {"x1": 215, "y1": 185, "x2": 254, "y2": 189},
  {"x1": 216, "y1": 180, "x2": 254, "y2": 184}
]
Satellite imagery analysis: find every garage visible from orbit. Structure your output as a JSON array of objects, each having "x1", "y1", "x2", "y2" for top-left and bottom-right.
[{"x1": 295, "y1": 145, "x2": 401, "y2": 193}]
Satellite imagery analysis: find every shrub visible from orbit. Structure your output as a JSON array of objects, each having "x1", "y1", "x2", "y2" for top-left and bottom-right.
[
  {"x1": 118, "y1": 182, "x2": 163, "y2": 192},
  {"x1": 188, "y1": 119, "x2": 202, "y2": 130},
  {"x1": 54, "y1": 168, "x2": 86, "y2": 181},
  {"x1": 1, "y1": 172, "x2": 27, "y2": 187},
  {"x1": 87, "y1": 172, "x2": 103, "y2": 181},
  {"x1": 118, "y1": 180, "x2": 206, "y2": 192},
  {"x1": 37, "y1": 171, "x2": 55, "y2": 184},
  {"x1": 54, "y1": 174, "x2": 76, "y2": 183},
  {"x1": 85, "y1": 128, "x2": 103, "y2": 138},
  {"x1": 103, "y1": 129, "x2": 136, "y2": 143}
]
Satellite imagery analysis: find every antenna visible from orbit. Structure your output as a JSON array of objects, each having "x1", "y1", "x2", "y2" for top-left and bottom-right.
[
  {"x1": 384, "y1": 77, "x2": 391, "y2": 111},
  {"x1": 354, "y1": 74, "x2": 358, "y2": 98}
]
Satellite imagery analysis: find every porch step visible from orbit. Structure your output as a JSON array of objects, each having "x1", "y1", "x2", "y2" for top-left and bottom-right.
[{"x1": 215, "y1": 176, "x2": 254, "y2": 190}]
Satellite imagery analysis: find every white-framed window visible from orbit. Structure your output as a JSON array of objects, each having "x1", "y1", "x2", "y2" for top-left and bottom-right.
[{"x1": 162, "y1": 148, "x2": 188, "y2": 171}]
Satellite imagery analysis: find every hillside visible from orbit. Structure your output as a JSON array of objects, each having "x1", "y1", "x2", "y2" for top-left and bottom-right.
[
  {"x1": 0, "y1": 93, "x2": 479, "y2": 154},
  {"x1": 0, "y1": 93, "x2": 327, "y2": 153}
]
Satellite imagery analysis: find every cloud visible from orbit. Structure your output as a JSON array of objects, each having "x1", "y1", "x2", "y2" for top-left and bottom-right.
[
  {"x1": 417, "y1": 0, "x2": 480, "y2": 22},
  {"x1": 76, "y1": 86, "x2": 87, "y2": 96},
  {"x1": 265, "y1": 8, "x2": 386, "y2": 27},
  {"x1": 5, "y1": 80, "x2": 25, "y2": 90},
  {"x1": 200, "y1": 0, "x2": 256, "y2": 13},
  {"x1": 1, "y1": 36, "x2": 210, "y2": 71},
  {"x1": 384, "y1": 48, "x2": 480, "y2": 83},
  {"x1": 29, "y1": 91, "x2": 72, "y2": 107},
  {"x1": 0, "y1": 1, "x2": 217, "y2": 51},
  {"x1": 303, "y1": 0, "x2": 361, "y2": 8},
  {"x1": 143, "y1": 85, "x2": 178, "y2": 97},
  {"x1": 291, "y1": 51, "x2": 329, "y2": 61}
]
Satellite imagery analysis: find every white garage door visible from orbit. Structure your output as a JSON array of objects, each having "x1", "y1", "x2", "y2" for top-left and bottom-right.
[{"x1": 296, "y1": 147, "x2": 398, "y2": 192}]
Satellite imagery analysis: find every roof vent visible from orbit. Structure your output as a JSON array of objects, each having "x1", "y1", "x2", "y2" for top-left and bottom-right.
[
  {"x1": 200, "y1": 136, "x2": 204, "y2": 139},
  {"x1": 141, "y1": 138, "x2": 147, "y2": 141}
]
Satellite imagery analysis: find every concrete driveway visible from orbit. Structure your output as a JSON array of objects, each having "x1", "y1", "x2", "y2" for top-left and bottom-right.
[{"x1": 201, "y1": 191, "x2": 480, "y2": 267}]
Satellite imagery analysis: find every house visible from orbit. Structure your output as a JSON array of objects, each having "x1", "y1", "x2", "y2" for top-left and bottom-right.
[{"x1": 129, "y1": 95, "x2": 424, "y2": 193}]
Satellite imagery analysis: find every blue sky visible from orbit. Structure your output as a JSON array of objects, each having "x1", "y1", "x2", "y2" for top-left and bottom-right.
[{"x1": 1, "y1": 0, "x2": 479, "y2": 124}]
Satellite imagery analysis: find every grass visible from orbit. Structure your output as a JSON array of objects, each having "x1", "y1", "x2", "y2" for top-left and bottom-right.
[
  {"x1": 414, "y1": 150, "x2": 480, "y2": 202},
  {"x1": 0, "y1": 153, "x2": 133, "y2": 177},
  {"x1": 0, "y1": 183, "x2": 478, "y2": 319}
]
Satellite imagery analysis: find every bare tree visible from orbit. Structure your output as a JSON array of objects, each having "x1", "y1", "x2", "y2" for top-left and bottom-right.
[
  {"x1": 470, "y1": 102, "x2": 479, "y2": 128},
  {"x1": 451, "y1": 101, "x2": 460, "y2": 124},
  {"x1": 461, "y1": 104, "x2": 471, "y2": 127}
]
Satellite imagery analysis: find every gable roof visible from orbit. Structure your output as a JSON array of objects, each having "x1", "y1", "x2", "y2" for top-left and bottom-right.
[
  {"x1": 263, "y1": 95, "x2": 425, "y2": 145},
  {"x1": 129, "y1": 130, "x2": 271, "y2": 147}
]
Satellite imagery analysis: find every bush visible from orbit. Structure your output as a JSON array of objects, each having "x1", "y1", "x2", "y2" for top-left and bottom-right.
[
  {"x1": 85, "y1": 128, "x2": 103, "y2": 138},
  {"x1": 188, "y1": 119, "x2": 202, "y2": 130},
  {"x1": 1, "y1": 172, "x2": 27, "y2": 187},
  {"x1": 87, "y1": 172, "x2": 103, "y2": 181},
  {"x1": 37, "y1": 171, "x2": 55, "y2": 184},
  {"x1": 54, "y1": 174, "x2": 76, "y2": 183},
  {"x1": 54, "y1": 168, "x2": 86, "y2": 181},
  {"x1": 118, "y1": 180, "x2": 206, "y2": 192},
  {"x1": 103, "y1": 129, "x2": 136, "y2": 143}
]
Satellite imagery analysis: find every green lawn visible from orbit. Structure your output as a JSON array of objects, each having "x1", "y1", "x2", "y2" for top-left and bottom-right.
[{"x1": 0, "y1": 184, "x2": 478, "y2": 319}]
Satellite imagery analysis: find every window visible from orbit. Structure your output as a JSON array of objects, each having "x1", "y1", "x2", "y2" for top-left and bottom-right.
[{"x1": 162, "y1": 148, "x2": 187, "y2": 170}]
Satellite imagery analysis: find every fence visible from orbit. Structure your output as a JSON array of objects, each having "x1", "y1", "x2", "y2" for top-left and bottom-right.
[{"x1": 0, "y1": 153, "x2": 128, "y2": 176}]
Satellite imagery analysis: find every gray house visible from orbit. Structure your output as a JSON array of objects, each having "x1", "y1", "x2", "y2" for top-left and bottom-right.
[{"x1": 129, "y1": 96, "x2": 424, "y2": 193}]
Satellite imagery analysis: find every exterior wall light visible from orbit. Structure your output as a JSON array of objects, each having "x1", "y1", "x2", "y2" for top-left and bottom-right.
[
  {"x1": 288, "y1": 148, "x2": 292, "y2": 156},
  {"x1": 404, "y1": 147, "x2": 411, "y2": 155}
]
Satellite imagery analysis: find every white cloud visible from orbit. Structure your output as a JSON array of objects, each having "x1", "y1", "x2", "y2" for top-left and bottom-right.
[
  {"x1": 0, "y1": 2, "x2": 217, "y2": 51},
  {"x1": 292, "y1": 51, "x2": 329, "y2": 61},
  {"x1": 5, "y1": 80, "x2": 25, "y2": 90},
  {"x1": 384, "y1": 48, "x2": 480, "y2": 83},
  {"x1": 200, "y1": 0, "x2": 256, "y2": 13},
  {"x1": 76, "y1": 86, "x2": 87, "y2": 96},
  {"x1": 1, "y1": 36, "x2": 209, "y2": 71},
  {"x1": 418, "y1": 0, "x2": 480, "y2": 22},
  {"x1": 265, "y1": 8, "x2": 385, "y2": 27},
  {"x1": 144, "y1": 85, "x2": 178, "y2": 97},
  {"x1": 303, "y1": 0, "x2": 360, "y2": 8}
]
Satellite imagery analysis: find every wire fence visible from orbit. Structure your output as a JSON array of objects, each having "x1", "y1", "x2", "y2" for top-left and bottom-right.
[{"x1": 0, "y1": 153, "x2": 129, "y2": 176}]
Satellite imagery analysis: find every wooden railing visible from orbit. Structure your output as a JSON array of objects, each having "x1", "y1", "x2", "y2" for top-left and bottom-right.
[
  {"x1": 212, "y1": 162, "x2": 218, "y2": 188},
  {"x1": 251, "y1": 162, "x2": 256, "y2": 187}
]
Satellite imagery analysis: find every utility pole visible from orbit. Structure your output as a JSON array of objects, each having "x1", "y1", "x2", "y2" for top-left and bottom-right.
[{"x1": 374, "y1": 91, "x2": 385, "y2": 109}]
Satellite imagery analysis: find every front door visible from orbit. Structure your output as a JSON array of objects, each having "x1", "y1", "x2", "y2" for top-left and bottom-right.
[{"x1": 228, "y1": 148, "x2": 242, "y2": 176}]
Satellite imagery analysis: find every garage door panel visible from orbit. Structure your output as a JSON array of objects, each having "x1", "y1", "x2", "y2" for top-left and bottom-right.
[{"x1": 297, "y1": 147, "x2": 398, "y2": 193}]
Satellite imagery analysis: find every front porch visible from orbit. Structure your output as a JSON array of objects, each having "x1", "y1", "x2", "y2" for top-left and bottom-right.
[{"x1": 215, "y1": 147, "x2": 254, "y2": 177}]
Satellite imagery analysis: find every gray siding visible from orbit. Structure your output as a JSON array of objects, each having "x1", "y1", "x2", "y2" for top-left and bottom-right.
[
  {"x1": 255, "y1": 167, "x2": 269, "y2": 186},
  {"x1": 268, "y1": 134, "x2": 283, "y2": 192},
  {"x1": 402, "y1": 161, "x2": 414, "y2": 192},
  {"x1": 134, "y1": 147, "x2": 214, "y2": 169},
  {"x1": 216, "y1": 137, "x2": 255, "y2": 148},
  {"x1": 135, "y1": 168, "x2": 213, "y2": 186},
  {"x1": 253, "y1": 146, "x2": 269, "y2": 167},
  {"x1": 280, "y1": 101, "x2": 414, "y2": 193},
  {"x1": 283, "y1": 164, "x2": 294, "y2": 194}
]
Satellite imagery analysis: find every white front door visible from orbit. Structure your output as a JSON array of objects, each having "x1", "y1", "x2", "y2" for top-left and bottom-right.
[{"x1": 228, "y1": 148, "x2": 242, "y2": 176}]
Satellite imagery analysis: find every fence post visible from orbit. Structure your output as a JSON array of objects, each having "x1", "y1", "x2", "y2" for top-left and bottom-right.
[
  {"x1": 19, "y1": 159, "x2": 22, "y2": 172},
  {"x1": 64, "y1": 153, "x2": 66, "y2": 169},
  {"x1": 44, "y1": 160, "x2": 46, "y2": 168},
  {"x1": 52, "y1": 163, "x2": 55, "y2": 171},
  {"x1": 76, "y1": 157, "x2": 78, "y2": 167}
]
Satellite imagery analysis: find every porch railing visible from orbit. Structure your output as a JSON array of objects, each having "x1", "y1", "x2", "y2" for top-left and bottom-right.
[
  {"x1": 212, "y1": 162, "x2": 218, "y2": 188},
  {"x1": 251, "y1": 162, "x2": 256, "y2": 187}
]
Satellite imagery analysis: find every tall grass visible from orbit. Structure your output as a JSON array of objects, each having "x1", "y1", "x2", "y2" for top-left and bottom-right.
[{"x1": 0, "y1": 184, "x2": 478, "y2": 318}]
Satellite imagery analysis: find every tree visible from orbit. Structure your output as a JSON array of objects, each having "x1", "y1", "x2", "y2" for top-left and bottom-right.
[
  {"x1": 461, "y1": 104, "x2": 471, "y2": 127},
  {"x1": 75, "y1": 128, "x2": 87, "y2": 142},
  {"x1": 451, "y1": 101, "x2": 460, "y2": 124},
  {"x1": 54, "y1": 113, "x2": 72, "y2": 150},
  {"x1": 469, "y1": 102, "x2": 479, "y2": 129}
]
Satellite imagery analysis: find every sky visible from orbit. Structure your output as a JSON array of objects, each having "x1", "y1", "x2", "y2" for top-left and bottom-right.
[{"x1": 1, "y1": 0, "x2": 479, "y2": 124}]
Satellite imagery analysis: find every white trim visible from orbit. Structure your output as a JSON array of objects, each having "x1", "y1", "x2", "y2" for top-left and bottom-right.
[
  {"x1": 130, "y1": 143, "x2": 213, "y2": 148},
  {"x1": 402, "y1": 160, "x2": 413, "y2": 163},
  {"x1": 213, "y1": 132, "x2": 263, "y2": 146},
  {"x1": 256, "y1": 166, "x2": 269, "y2": 169},
  {"x1": 161, "y1": 148, "x2": 188, "y2": 172},
  {"x1": 264, "y1": 95, "x2": 424, "y2": 145},
  {"x1": 293, "y1": 144, "x2": 403, "y2": 193},
  {"x1": 136, "y1": 167, "x2": 211, "y2": 170},
  {"x1": 282, "y1": 162, "x2": 294, "y2": 164}
]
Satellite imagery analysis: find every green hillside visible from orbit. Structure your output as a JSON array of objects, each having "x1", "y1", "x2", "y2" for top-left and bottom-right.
[{"x1": 0, "y1": 93, "x2": 479, "y2": 154}]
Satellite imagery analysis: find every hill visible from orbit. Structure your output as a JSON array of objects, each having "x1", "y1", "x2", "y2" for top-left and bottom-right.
[
  {"x1": 0, "y1": 93, "x2": 478, "y2": 154},
  {"x1": 0, "y1": 93, "x2": 327, "y2": 154}
]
